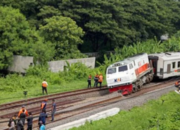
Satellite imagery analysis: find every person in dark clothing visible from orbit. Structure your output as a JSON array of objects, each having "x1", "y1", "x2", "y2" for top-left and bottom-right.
[
  {"x1": 51, "y1": 99, "x2": 56, "y2": 121},
  {"x1": 94, "y1": 74, "x2": 99, "y2": 87},
  {"x1": 42, "y1": 79, "x2": 48, "y2": 95},
  {"x1": 19, "y1": 109, "x2": 26, "y2": 125},
  {"x1": 16, "y1": 119, "x2": 24, "y2": 130},
  {"x1": 12, "y1": 114, "x2": 17, "y2": 126},
  {"x1": 87, "y1": 75, "x2": 92, "y2": 88},
  {"x1": 38, "y1": 110, "x2": 48, "y2": 127},
  {"x1": 41, "y1": 99, "x2": 48, "y2": 112},
  {"x1": 27, "y1": 112, "x2": 33, "y2": 130}
]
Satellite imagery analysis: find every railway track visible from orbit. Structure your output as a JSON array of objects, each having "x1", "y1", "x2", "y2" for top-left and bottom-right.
[
  {"x1": 0, "y1": 78, "x2": 178, "y2": 130},
  {"x1": 0, "y1": 87, "x2": 107, "y2": 111},
  {"x1": 0, "y1": 87, "x2": 109, "y2": 129}
]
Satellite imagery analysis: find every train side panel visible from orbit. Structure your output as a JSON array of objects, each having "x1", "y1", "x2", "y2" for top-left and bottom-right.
[{"x1": 149, "y1": 52, "x2": 180, "y2": 79}]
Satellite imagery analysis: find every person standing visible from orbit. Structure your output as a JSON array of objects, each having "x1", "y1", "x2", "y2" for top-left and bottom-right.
[
  {"x1": 12, "y1": 114, "x2": 17, "y2": 130},
  {"x1": 51, "y1": 99, "x2": 56, "y2": 121},
  {"x1": 16, "y1": 119, "x2": 24, "y2": 130},
  {"x1": 94, "y1": 74, "x2": 99, "y2": 87},
  {"x1": 87, "y1": 75, "x2": 92, "y2": 88},
  {"x1": 175, "y1": 81, "x2": 180, "y2": 92},
  {"x1": 19, "y1": 109, "x2": 26, "y2": 125},
  {"x1": 27, "y1": 112, "x2": 33, "y2": 130},
  {"x1": 39, "y1": 121, "x2": 46, "y2": 130},
  {"x1": 42, "y1": 79, "x2": 48, "y2": 95},
  {"x1": 8, "y1": 117, "x2": 15, "y2": 130},
  {"x1": 98, "y1": 74, "x2": 103, "y2": 88},
  {"x1": 41, "y1": 99, "x2": 48, "y2": 112},
  {"x1": 18, "y1": 106, "x2": 28, "y2": 118},
  {"x1": 38, "y1": 110, "x2": 48, "y2": 126}
]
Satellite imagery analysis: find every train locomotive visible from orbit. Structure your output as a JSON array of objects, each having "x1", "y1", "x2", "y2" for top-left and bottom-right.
[
  {"x1": 106, "y1": 53, "x2": 154, "y2": 95},
  {"x1": 106, "y1": 52, "x2": 180, "y2": 95}
]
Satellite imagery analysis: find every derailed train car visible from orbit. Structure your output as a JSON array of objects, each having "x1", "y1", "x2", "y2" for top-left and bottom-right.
[
  {"x1": 106, "y1": 53, "x2": 154, "y2": 95},
  {"x1": 106, "y1": 52, "x2": 180, "y2": 95},
  {"x1": 149, "y1": 52, "x2": 180, "y2": 79}
]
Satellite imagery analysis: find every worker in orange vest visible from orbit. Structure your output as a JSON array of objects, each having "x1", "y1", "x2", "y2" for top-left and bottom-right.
[
  {"x1": 98, "y1": 74, "x2": 103, "y2": 88},
  {"x1": 87, "y1": 75, "x2": 92, "y2": 88},
  {"x1": 175, "y1": 81, "x2": 180, "y2": 92},
  {"x1": 41, "y1": 99, "x2": 48, "y2": 112},
  {"x1": 42, "y1": 79, "x2": 48, "y2": 95},
  {"x1": 94, "y1": 74, "x2": 99, "y2": 87},
  {"x1": 18, "y1": 105, "x2": 29, "y2": 118}
]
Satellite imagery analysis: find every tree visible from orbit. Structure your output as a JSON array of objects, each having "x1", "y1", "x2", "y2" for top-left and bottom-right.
[
  {"x1": 0, "y1": 6, "x2": 54, "y2": 69},
  {"x1": 40, "y1": 16, "x2": 85, "y2": 59},
  {"x1": 1, "y1": 0, "x2": 180, "y2": 53},
  {"x1": 0, "y1": 6, "x2": 32, "y2": 69},
  {"x1": 58, "y1": 0, "x2": 180, "y2": 51}
]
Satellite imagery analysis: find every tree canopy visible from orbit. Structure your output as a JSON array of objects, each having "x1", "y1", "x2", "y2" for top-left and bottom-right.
[
  {"x1": 0, "y1": 0, "x2": 180, "y2": 69},
  {"x1": 0, "y1": 6, "x2": 36, "y2": 69},
  {"x1": 40, "y1": 16, "x2": 85, "y2": 59}
]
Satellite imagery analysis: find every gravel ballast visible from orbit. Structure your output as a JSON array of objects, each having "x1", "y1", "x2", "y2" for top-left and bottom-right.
[{"x1": 46, "y1": 85, "x2": 176, "y2": 129}]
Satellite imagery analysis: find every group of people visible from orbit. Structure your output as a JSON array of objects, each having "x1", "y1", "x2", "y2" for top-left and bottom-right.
[
  {"x1": 8, "y1": 99, "x2": 56, "y2": 130},
  {"x1": 7, "y1": 76, "x2": 103, "y2": 130},
  {"x1": 87, "y1": 74, "x2": 103, "y2": 88},
  {"x1": 8, "y1": 106, "x2": 33, "y2": 130}
]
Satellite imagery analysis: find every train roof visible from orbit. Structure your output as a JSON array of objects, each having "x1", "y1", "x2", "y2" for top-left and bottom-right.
[
  {"x1": 148, "y1": 52, "x2": 180, "y2": 60},
  {"x1": 108, "y1": 53, "x2": 147, "y2": 68}
]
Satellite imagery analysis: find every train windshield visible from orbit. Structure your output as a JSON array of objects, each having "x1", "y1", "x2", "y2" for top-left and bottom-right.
[
  {"x1": 107, "y1": 68, "x2": 116, "y2": 74},
  {"x1": 119, "y1": 65, "x2": 128, "y2": 72}
]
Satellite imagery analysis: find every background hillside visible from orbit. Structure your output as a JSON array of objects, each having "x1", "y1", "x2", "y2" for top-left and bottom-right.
[{"x1": 0, "y1": 0, "x2": 180, "y2": 70}]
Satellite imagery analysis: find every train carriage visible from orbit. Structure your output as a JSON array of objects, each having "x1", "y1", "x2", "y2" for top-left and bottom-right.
[
  {"x1": 148, "y1": 52, "x2": 180, "y2": 79},
  {"x1": 106, "y1": 53, "x2": 154, "y2": 95}
]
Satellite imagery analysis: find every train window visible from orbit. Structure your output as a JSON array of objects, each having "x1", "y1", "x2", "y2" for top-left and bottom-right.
[
  {"x1": 160, "y1": 68, "x2": 163, "y2": 75},
  {"x1": 119, "y1": 65, "x2": 128, "y2": 72},
  {"x1": 133, "y1": 61, "x2": 135, "y2": 66},
  {"x1": 107, "y1": 68, "x2": 116, "y2": 74},
  {"x1": 178, "y1": 61, "x2": 180, "y2": 68},
  {"x1": 172, "y1": 62, "x2": 176, "y2": 69},
  {"x1": 129, "y1": 64, "x2": 133, "y2": 69}
]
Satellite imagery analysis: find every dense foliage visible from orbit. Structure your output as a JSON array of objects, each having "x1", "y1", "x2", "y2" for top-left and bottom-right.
[
  {"x1": 70, "y1": 92, "x2": 180, "y2": 130},
  {"x1": 0, "y1": 0, "x2": 180, "y2": 68},
  {"x1": 100, "y1": 31, "x2": 180, "y2": 69}
]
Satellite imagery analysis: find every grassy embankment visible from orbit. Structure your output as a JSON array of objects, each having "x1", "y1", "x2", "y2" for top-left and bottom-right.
[
  {"x1": 0, "y1": 78, "x2": 87, "y2": 104},
  {"x1": 0, "y1": 64, "x2": 106, "y2": 105},
  {"x1": 0, "y1": 76, "x2": 106, "y2": 104},
  {"x1": 71, "y1": 91, "x2": 180, "y2": 130}
]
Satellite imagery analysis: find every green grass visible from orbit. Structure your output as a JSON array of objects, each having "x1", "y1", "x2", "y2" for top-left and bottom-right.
[
  {"x1": 0, "y1": 77, "x2": 106, "y2": 104},
  {"x1": 70, "y1": 91, "x2": 180, "y2": 130}
]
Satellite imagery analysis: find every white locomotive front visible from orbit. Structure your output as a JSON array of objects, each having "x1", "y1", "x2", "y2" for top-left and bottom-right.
[{"x1": 106, "y1": 53, "x2": 153, "y2": 95}]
